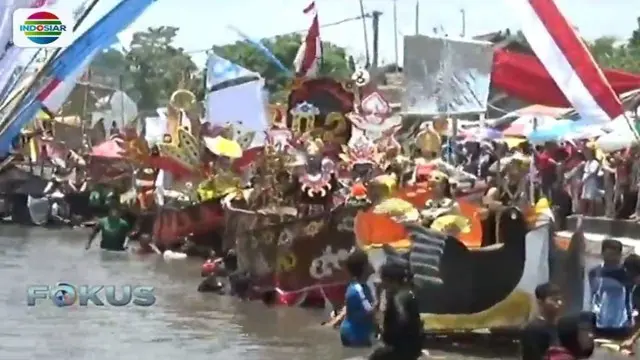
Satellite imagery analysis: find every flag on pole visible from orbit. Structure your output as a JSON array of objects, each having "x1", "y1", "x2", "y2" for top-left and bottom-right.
[
  {"x1": 508, "y1": 0, "x2": 623, "y2": 123},
  {"x1": 0, "y1": 0, "x2": 157, "y2": 155},
  {"x1": 293, "y1": 1, "x2": 322, "y2": 78},
  {"x1": 228, "y1": 26, "x2": 292, "y2": 76}
]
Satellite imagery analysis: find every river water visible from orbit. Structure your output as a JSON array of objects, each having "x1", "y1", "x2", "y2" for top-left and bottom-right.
[{"x1": 0, "y1": 226, "x2": 630, "y2": 360}]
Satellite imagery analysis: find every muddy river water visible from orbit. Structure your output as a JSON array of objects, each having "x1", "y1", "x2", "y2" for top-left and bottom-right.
[{"x1": 0, "y1": 226, "x2": 629, "y2": 359}]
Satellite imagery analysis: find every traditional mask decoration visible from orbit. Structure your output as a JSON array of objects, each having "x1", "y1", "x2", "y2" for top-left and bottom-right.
[
  {"x1": 339, "y1": 135, "x2": 381, "y2": 181},
  {"x1": 299, "y1": 170, "x2": 333, "y2": 199},
  {"x1": 298, "y1": 138, "x2": 334, "y2": 199},
  {"x1": 339, "y1": 135, "x2": 379, "y2": 167},
  {"x1": 266, "y1": 127, "x2": 293, "y2": 153},
  {"x1": 290, "y1": 101, "x2": 320, "y2": 136}
]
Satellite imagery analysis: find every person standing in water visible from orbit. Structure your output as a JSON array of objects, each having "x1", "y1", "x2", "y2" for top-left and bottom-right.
[
  {"x1": 339, "y1": 249, "x2": 376, "y2": 348},
  {"x1": 86, "y1": 206, "x2": 132, "y2": 251},
  {"x1": 369, "y1": 262, "x2": 423, "y2": 360}
]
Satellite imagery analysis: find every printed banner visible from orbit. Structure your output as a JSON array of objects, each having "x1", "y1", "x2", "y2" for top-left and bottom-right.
[
  {"x1": 225, "y1": 205, "x2": 358, "y2": 291},
  {"x1": 402, "y1": 35, "x2": 494, "y2": 115}
]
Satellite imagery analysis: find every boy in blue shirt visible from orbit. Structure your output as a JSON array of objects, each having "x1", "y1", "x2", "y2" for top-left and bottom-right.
[
  {"x1": 589, "y1": 239, "x2": 634, "y2": 339},
  {"x1": 340, "y1": 249, "x2": 375, "y2": 347},
  {"x1": 620, "y1": 254, "x2": 640, "y2": 351}
]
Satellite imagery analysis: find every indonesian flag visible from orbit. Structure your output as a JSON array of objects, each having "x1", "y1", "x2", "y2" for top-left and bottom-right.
[
  {"x1": 509, "y1": 0, "x2": 624, "y2": 123},
  {"x1": 293, "y1": 1, "x2": 322, "y2": 77}
]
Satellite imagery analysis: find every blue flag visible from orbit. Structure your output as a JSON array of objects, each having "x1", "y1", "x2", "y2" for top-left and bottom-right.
[
  {"x1": 228, "y1": 26, "x2": 292, "y2": 76},
  {"x1": 206, "y1": 52, "x2": 258, "y2": 90},
  {"x1": 0, "y1": 0, "x2": 156, "y2": 155}
]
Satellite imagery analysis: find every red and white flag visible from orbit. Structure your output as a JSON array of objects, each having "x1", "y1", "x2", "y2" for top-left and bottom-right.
[
  {"x1": 293, "y1": 1, "x2": 322, "y2": 77},
  {"x1": 509, "y1": 0, "x2": 623, "y2": 123}
]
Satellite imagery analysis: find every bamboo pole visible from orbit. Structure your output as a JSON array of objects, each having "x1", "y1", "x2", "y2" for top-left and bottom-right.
[
  {"x1": 80, "y1": 68, "x2": 91, "y2": 154},
  {"x1": 0, "y1": 48, "x2": 44, "y2": 112}
]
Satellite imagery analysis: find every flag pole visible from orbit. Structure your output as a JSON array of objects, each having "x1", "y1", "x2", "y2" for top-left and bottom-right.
[
  {"x1": 358, "y1": 0, "x2": 370, "y2": 67},
  {"x1": 0, "y1": 0, "x2": 101, "y2": 136},
  {"x1": 415, "y1": 0, "x2": 420, "y2": 35},
  {"x1": 393, "y1": 0, "x2": 399, "y2": 71}
]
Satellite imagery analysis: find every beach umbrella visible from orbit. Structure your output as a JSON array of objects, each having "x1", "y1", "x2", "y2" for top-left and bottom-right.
[
  {"x1": 502, "y1": 115, "x2": 557, "y2": 137},
  {"x1": 90, "y1": 138, "x2": 124, "y2": 158},
  {"x1": 596, "y1": 128, "x2": 638, "y2": 152},
  {"x1": 203, "y1": 136, "x2": 243, "y2": 158},
  {"x1": 528, "y1": 120, "x2": 607, "y2": 144}
]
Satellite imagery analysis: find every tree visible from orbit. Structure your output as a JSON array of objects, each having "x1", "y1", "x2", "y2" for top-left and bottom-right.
[
  {"x1": 125, "y1": 26, "x2": 200, "y2": 110},
  {"x1": 586, "y1": 18, "x2": 640, "y2": 74},
  {"x1": 630, "y1": 16, "x2": 640, "y2": 48},
  {"x1": 85, "y1": 28, "x2": 351, "y2": 109},
  {"x1": 588, "y1": 36, "x2": 640, "y2": 74},
  {"x1": 90, "y1": 48, "x2": 133, "y2": 89},
  {"x1": 213, "y1": 33, "x2": 351, "y2": 99}
]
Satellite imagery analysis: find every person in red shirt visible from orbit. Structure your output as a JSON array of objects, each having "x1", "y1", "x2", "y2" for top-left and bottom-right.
[{"x1": 535, "y1": 142, "x2": 559, "y2": 199}]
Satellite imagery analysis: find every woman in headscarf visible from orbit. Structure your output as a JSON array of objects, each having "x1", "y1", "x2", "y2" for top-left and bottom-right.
[
  {"x1": 544, "y1": 313, "x2": 595, "y2": 360},
  {"x1": 420, "y1": 171, "x2": 459, "y2": 228},
  {"x1": 483, "y1": 153, "x2": 533, "y2": 210}
]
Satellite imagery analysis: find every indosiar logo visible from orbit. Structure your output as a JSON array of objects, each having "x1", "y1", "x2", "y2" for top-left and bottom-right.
[
  {"x1": 27, "y1": 283, "x2": 156, "y2": 307},
  {"x1": 12, "y1": 8, "x2": 74, "y2": 48}
]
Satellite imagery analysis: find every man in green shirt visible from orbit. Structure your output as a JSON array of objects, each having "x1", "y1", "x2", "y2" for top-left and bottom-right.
[{"x1": 86, "y1": 206, "x2": 131, "y2": 251}]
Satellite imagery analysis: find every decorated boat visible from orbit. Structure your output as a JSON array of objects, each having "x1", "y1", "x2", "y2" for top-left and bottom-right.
[{"x1": 354, "y1": 140, "x2": 555, "y2": 333}]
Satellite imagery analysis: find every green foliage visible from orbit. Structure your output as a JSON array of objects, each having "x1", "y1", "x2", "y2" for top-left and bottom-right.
[
  {"x1": 498, "y1": 19, "x2": 640, "y2": 74},
  {"x1": 90, "y1": 28, "x2": 351, "y2": 108},
  {"x1": 588, "y1": 35, "x2": 640, "y2": 74},
  {"x1": 91, "y1": 26, "x2": 201, "y2": 111},
  {"x1": 125, "y1": 26, "x2": 200, "y2": 110},
  {"x1": 213, "y1": 33, "x2": 351, "y2": 99},
  {"x1": 586, "y1": 17, "x2": 640, "y2": 74}
]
